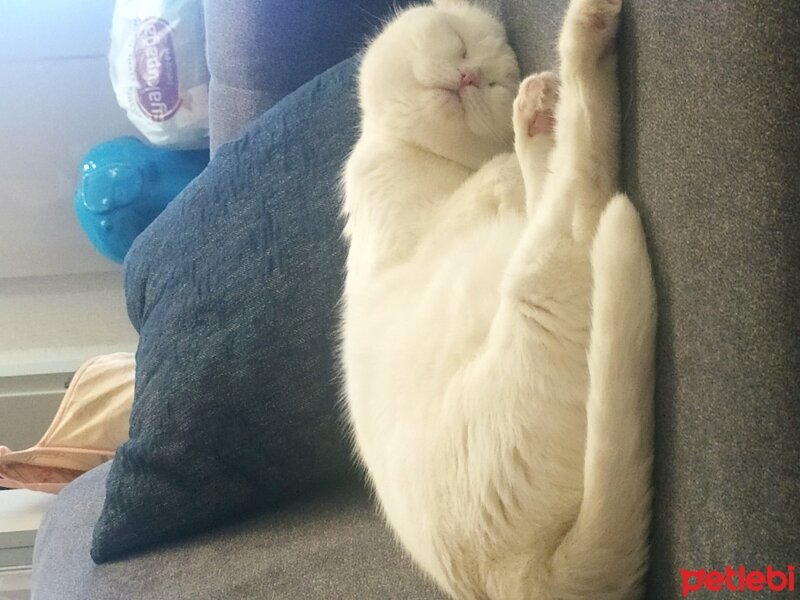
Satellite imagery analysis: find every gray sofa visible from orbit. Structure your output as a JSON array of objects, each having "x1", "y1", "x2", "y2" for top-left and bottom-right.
[{"x1": 32, "y1": 0, "x2": 799, "y2": 598}]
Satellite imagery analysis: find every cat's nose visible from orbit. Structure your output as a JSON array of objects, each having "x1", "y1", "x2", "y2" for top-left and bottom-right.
[{"x1": 458, "y1": 69, "x2": 480, "y2": 89}]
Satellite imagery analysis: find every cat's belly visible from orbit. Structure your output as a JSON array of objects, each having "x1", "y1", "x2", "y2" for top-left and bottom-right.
[{"x1": 343, "y1": 214, "x2": 524, "y2": 456}]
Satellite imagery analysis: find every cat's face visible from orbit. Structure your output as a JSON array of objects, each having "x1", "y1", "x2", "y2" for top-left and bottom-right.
[{"x1": 359, "y1": 1, "x2": 520, "y2": 168}]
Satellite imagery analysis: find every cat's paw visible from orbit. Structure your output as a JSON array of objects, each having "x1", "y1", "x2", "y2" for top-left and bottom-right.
[
  {"x1": 513, "y1": 72, "x2": 559, "y2": 144},
  {"x1": 560, "y1": 0, "x2": 621, "y2": 64}
]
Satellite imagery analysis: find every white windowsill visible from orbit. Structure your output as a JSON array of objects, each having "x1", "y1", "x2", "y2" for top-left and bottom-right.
[
  {"x1": 0, "y1": 565, "x2": 33, "y2": 598},
  {"x1": 0, "y1": 344, "x2": 137, "y2": 379},
  {"x1": 0, "y1": 489, "x2": 55, "y2": 570}
]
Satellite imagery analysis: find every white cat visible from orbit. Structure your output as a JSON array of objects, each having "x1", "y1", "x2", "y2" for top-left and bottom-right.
[{"x1": 341, "y1": 0, "x2": 656, "y2": 598}]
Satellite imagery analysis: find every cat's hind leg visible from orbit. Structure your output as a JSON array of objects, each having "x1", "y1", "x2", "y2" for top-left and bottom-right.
[
  {"x1": 543, "y1": 193, "x2": 656, "y2": 600},
  {"x1": 506, "y1": 1, "x2": 655, "y2": 597},
  {"x1": 434, "y1": 2, "x2": 650, "y2": 597},
  {"x1": 486, "y1": 0, "x2": 646, "y2": 595}
]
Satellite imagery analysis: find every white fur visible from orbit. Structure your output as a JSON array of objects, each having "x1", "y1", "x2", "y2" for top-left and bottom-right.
[{"x1": 341, "y1": 0, "x2": 656, "y2": 598}]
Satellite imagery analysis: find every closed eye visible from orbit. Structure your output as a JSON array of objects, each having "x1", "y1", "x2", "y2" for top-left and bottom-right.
[{"x1": 455, "y1": 33, "x2": 468, "y2": 59}]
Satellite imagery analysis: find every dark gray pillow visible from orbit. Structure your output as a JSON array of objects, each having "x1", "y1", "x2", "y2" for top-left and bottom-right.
[{"x1": 91, "y1": 57, "x2": 360, "y2": 563}]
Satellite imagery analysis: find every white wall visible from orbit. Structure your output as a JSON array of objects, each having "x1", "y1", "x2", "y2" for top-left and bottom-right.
[
  {"x1": 0, "y1": 272, "x2": 137, "y2": 377},
  {"x1": 0, "y1": 0, "x2": 139, "y2": 442},
  {"x1": 0, "y1": 0, "x2": 144, "y2": 278}
]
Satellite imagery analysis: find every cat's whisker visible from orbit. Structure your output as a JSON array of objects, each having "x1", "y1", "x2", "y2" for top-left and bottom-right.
[{"x1": 468, "y1": 93, "x2": 509, "y2": 146}]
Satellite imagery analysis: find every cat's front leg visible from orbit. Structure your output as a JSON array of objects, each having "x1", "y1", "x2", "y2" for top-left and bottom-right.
[
  {"x1": 551, "y1": 0, "x2": 622, "y2": 242},
  {"x1": 513, "y1": 71, "x2": 559, "y2": 217},
  {"x1": 561, "y1": 0, "x2": 621, "y2": 66},
  {"x1": 506, "y1": 0, "x2": 623, "y2": 342}
]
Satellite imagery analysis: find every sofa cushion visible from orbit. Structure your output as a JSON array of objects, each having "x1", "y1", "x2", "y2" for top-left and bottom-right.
[
  {"x1": 90, "y1": 57, "x2": 360, "y2": 563},
  {"x1": 34, "y1": 462, "x2": 445, "y2": 599}
]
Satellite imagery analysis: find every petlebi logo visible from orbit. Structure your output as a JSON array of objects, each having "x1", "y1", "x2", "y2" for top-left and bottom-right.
[{"x1": 681, "y1": 565, "x2": 796, "y2": 597}]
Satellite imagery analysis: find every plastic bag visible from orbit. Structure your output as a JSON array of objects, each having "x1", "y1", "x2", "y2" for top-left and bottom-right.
[{"x1": 109, "y1": 0, "x2": 209, "y2": 148}]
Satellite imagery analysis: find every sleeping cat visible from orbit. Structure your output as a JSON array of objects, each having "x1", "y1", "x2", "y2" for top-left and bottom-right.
[{"x1": 341, "y1": 0, "x2": 656, "y2": 598}]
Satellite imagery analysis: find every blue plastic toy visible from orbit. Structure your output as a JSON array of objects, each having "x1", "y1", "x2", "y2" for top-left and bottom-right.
[{"x1": 75, "y1": 137, "x2": 209, "y2": 263}]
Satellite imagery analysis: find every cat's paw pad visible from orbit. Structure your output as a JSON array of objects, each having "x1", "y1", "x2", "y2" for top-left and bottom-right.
[
  {"x1": 514, "y1": 72, "x2": 559, "y2": 140},
  {"x1": 561, "y1": 0, "x2": 621, "y2": 60}
]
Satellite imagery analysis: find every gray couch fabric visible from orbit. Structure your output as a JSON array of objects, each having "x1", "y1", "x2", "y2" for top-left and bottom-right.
[
  {"x1": 616, "y1": 2, "x2": 800, "y2": 596},
  {"x1": 33, "y1": 462, "x2": 445, "y2": 599},
  {"x1": 32, "y1": 0, "x2": 798, "y2": 597}
]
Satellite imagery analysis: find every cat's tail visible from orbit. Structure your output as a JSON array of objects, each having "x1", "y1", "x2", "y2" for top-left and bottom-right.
[{"x1": 548, "y1": 194, "x2": 657, "y2": 599}]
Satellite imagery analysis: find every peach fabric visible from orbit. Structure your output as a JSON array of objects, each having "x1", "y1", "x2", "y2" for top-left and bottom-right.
[{"x1": 0, "y1": 352, "x2": 135, "y2": 493}]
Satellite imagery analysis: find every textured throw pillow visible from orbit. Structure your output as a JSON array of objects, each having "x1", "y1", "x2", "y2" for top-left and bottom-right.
[
  {"x1": 0, "y1": 353, "x2": 134, "y2": 493},
  {"x1": 91, "y1": 58, "x2": 360, "y2": 563}
]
